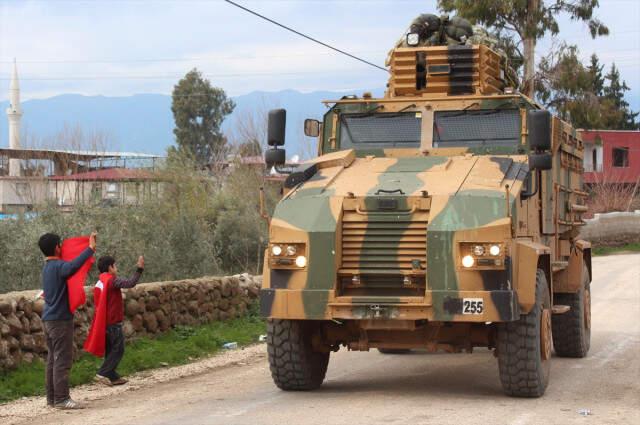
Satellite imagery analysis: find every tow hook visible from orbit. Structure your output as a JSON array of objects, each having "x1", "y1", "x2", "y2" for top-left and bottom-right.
[{"x1": 369, "y1": 305, "x2": 386, "y2": 318}]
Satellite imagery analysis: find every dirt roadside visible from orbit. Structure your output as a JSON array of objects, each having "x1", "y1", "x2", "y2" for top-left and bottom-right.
[{"x1": 0, "y1": 344, "x2": 267, "y2": 425}]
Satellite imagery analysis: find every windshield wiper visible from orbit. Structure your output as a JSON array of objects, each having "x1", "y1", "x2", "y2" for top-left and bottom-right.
[{"x1": 397, "y1": 103, "x2": 416, "y2": 113}]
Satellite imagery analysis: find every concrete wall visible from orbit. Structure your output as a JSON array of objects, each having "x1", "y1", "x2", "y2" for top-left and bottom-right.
[
  {"x1": 0, "y1": 177, "x2": 162, "y2": 212},
  {"x1": 0, "y1": 178, "x2": 49, "y2": 213},
  {"x1": 0, "y1": 274, "x2": 260, "y2": 371},
  {"x1": 53, "y1": 180, "x2": 161, "y2": 207},
  {"x1": 580, "y1": 210, "x2": 640, "y2": 246}
]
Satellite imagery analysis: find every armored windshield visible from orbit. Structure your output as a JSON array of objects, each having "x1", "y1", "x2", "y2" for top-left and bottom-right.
[
  {"x1": 433, "y1": 109, "x2": 520, "y2": 148},
  {"x1": 339, "y1": 112, "x2": 421, "y2": 149}
]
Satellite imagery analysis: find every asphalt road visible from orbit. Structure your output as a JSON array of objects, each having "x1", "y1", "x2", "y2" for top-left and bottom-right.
[{"x1": 27, "y1": 253, "x2": 640, "y2": 425}]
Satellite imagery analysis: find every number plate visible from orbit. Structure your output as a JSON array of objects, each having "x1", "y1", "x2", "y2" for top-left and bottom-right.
[{"x1": 462, "y1": 298, "x2": 484, "y2": 315}]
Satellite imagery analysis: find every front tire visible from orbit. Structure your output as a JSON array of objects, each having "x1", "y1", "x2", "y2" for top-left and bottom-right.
[
  {"x1": 267, "y1": 319, "x2": 329, "y2": 391},
  {"x1": 552, "y1": 264, "x2": 591, "y2": 357},
  {"x1": 497, "y1": 269, "x2": 551, "y2": 397}
]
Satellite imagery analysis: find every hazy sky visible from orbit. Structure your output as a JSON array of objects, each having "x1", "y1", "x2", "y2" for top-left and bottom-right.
[{"x1": 0, "y1": 0, "x2": 638, "y2": 108}]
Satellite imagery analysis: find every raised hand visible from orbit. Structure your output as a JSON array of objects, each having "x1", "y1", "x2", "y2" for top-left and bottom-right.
[{"x1": 89, "y1": 231, "x2": 98, "y2": 251}]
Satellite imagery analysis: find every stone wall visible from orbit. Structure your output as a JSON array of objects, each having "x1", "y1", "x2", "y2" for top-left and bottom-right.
[
  {"x1": 580, "y1": 210, "x2": 640, "y2": 246},
  {"x1": 0, "y1": 274, "x2": 261, "y2": 371}
]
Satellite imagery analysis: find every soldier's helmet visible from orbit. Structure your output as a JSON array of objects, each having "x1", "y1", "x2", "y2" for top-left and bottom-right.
[{"x1": 409, "y1": 13, "x2": 442, "y2": 42}]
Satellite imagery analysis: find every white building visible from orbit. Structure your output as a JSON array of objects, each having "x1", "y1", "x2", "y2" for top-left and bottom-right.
[{"x1": 0, "y1": 63, "x2": 163, "y2": 214}]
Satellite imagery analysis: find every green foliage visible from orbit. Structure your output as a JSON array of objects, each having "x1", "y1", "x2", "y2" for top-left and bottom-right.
[
  {"x1": 0, "y1": 313, "x2": 266, "y2": 403},
  {"x1": 0, "y1": 202, "x2": 216, "y2": 292},
  {"x1": 438, "y1": 0, "x2": 609, "y2": 90},
  {"x1": 536, "y1": 44, "x2": 639, "y2": 130},
  {"x1": 0, "y1": 154, "x2": 278, "y2": 293},
  {"x1": 171, "y1": 69, "x2": 235, "y2": 166},
  {"x1": 603, "y1": 64, "x2": 640, "y2": 129},
  {"x1": 593, "y1": 242, "x2": 640, "y2": 256},
  {"x1": 438, "y1": 0, "x2": 609, "y2": 40},
  {"x1": 588, "y1": 54, "x2": 605, "y2": 97},
  {"x1": 211, "y1": 163, "x2": 278, "y2": 275}
]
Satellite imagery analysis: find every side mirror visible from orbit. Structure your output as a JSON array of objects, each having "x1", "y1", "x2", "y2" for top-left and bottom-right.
[
  {"x1": 527, "y1": 110, "x2": 551, "y2": 151},
  {"x1": 529, "y1": 153, "x2": 552, "y2": 171},
  {"x1": 268, "y1": 109, "x2": 287, "y2": 147},
  {"x1": 304, "y1": 119, "x2": 321, "y2": 137},
  {"x1": 265, "y1": 148, "x2": 286, "y2": 169}
]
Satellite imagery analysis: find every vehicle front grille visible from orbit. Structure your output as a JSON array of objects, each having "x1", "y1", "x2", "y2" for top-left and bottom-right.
[{"x1": 340, "y1": 217, "x2": 427, "y2": 273}]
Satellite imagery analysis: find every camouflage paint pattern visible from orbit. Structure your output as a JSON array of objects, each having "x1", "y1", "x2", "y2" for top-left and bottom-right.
[{"x1": 261, "y1": 44, "x2": 590, "y2": 329}]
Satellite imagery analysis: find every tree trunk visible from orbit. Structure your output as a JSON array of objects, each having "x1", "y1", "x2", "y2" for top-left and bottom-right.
[
  {"x1": 523, "y1": 0, "x2": 539, "y2": 98},
  {"x1": 523, "y1": 35, "x2": 535, "y2": 98}
]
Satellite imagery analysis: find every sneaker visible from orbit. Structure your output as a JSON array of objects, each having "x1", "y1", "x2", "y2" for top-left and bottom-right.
[
  {"x1": 54, "y1": 398, "x2": 85, "y2": 410},
  {"x1": 111, "y1": 377, "x2": 128, "y2": 386},
  {"x1": 94, "y1": 374, "x2": 113, "y2": 386}
]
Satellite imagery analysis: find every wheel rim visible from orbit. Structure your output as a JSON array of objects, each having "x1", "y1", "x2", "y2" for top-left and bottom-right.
[
  {"x1": 584, "y1": 288, "x2": 591, "y2": 331},
  {"x1": 540, "y1": 308, "x2": 552, "y2": 361}
]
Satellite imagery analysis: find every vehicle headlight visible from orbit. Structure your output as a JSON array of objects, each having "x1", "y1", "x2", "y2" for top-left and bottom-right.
[
  {"x1": 295, "y1": 256, "x2": 307, "y2": 268},
  {"x1": 270, "y1": 243, "x2": 306, "y2": 268},
  {"x1": 462, "y1": 255, "x2": 475, "y2": 268},
  {"x1": 459, "y1": 243, "x2": 504, "y2": 268},
  {"x1": 407, "y1": 32, "x2": 420, "y2": 46}
]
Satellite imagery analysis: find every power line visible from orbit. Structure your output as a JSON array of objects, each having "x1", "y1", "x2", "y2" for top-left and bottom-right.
[
  {"x1": 221, "y1": 0, "x2": 388, "y2": 73},
  {"x1": 0, "y1": 68, "x2": 377, "y2": 81}
]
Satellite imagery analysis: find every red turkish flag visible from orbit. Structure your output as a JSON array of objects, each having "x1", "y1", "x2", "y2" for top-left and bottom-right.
[
  {"x1": 84, "y1": 273, "x2": 113, "y2": 357},
  {"x1": 61, "y1": 236, "x2": 94, "y2": 313}
]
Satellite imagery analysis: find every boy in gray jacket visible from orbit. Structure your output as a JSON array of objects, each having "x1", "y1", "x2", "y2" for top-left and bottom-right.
[{"x1": 39, "y1": 231, "x2": 96, "y2": 409}]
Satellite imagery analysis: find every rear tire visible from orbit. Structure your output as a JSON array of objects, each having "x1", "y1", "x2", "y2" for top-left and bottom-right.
[
  {"x1": 377, "y1": 348, "x2": 411, "y2": 354},
  {"x1": 552, "y1": 264, "x2": 591, "y2": 357},
  {"x1": 497, "y1": 269, "x2": 551, "y2": 397},
  {"x1": 267, "y1": 319, "x2": 329, "y2": 391}
]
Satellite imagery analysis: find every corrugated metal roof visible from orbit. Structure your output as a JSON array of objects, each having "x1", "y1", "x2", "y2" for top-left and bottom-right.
[
  {"x1": 50, "y1": 168, "x2": 157, "y2": 181},
  {"x1": 0, "y1": 148, "x2": 162, "y2": 161}
]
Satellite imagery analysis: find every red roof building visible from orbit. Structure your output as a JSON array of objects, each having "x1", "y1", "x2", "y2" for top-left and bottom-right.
[{"x1": 580, "y1": 130, "x2": 640, "y2": 185}]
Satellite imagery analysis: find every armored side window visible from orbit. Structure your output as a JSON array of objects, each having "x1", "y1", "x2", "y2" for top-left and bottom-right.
[
  {"x1": 433, "y1": 109, "x2": 520, "y2": 148},
  {"x1": 339, "y1": 112, "x2": 422, "y2": 149}
]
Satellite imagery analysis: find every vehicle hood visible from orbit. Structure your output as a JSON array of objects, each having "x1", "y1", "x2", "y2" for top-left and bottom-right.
[{"x1": 286, "y1": 149, "x2": 528, "y2": 199}]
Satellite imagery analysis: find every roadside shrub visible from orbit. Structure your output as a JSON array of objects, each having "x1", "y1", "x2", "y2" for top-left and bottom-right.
[{"x1": 0, "y1": 159, "x2": 278, "y2": 293}]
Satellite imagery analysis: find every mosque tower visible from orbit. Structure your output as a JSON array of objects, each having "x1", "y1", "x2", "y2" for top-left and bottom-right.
[{"x1": 6, "y1": 59, "x2": 22, "y2": 177}]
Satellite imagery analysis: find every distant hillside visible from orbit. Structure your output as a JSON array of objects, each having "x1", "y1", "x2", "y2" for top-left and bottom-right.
[{"x1": 0, "y1": 89, "x2": 384, "y2": 157}]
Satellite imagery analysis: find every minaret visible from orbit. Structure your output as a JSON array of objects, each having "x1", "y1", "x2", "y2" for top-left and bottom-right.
[{"x1": 6, "y1": 59, "x2": 22, "y2": 177}]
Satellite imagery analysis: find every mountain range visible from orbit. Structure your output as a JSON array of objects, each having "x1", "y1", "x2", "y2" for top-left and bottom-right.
[{"x1": 0, "y1": 89, "x2": 384, "y2": 158}]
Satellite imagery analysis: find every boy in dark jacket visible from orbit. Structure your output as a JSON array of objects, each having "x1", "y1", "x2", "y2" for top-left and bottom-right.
[
  {"x1": 91, "y1": 255, "x2": 144, "y2": 386},
  {"x1": 39, "y1": 231, "x2": 96, "y2": 410}
]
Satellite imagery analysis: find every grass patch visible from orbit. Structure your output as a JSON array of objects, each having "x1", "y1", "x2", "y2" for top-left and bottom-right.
[
  {"x1": 593, "y1": 242, "x2": 640, "y2": 256},
  {"x1": 0, "y1": 310, "x2": 265, "y2": 404}
]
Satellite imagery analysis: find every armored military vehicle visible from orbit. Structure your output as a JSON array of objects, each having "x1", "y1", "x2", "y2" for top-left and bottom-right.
[{"x1": 260, "y1": 18, "x2": 591, "y2": 398}]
